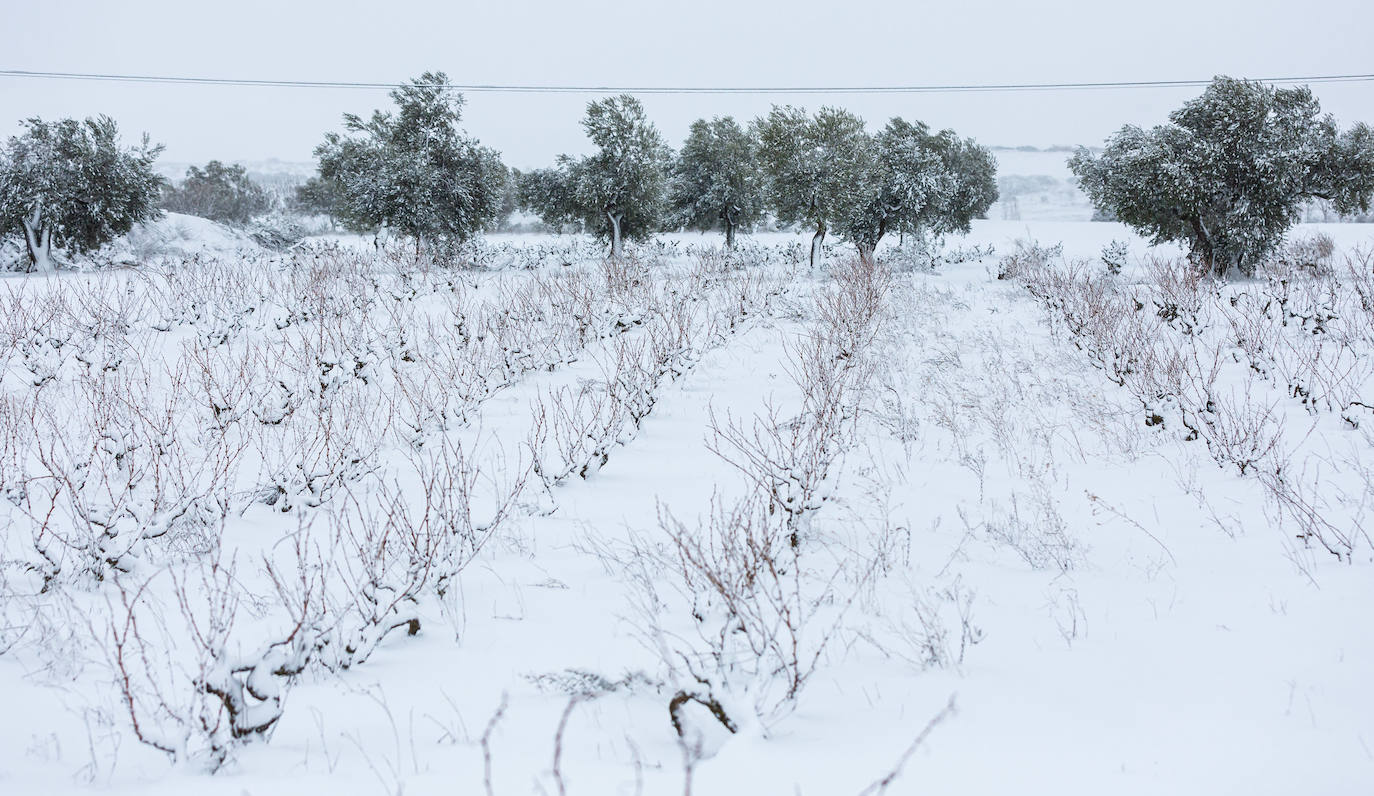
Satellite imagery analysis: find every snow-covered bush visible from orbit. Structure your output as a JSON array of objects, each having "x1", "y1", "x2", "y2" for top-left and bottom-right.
[
  {"x1": 447, "y1": 237, "x2": 605, "y2": 270},
  {"x1": 246, "y1": 213, "x2": 308, "y2": 251},
  {"x1": 20, "y1": 368, "x2": 239, "y2": 587},
  {"x1": 529, "y1": 379, "x2": 630, "y2": 489},
  {"x1": 995, "y1": 238, "x2": 1062, "y2": 281},
  {"x1": 0, "y1": 236, "x2": 25, "y2": 271},
  {"x1": 106, "y1": 545, "x2": 326, "y2": 770},
  {"x1": 1101, "y1": 239, "x2": 1130, "y2": 276},
  {"x1": 1278, "y1": 232, "x2": 1337, "y2": 275},
  {"x1": 883, "y1": 237, "x2": 994, "y2": 273},
  {"x1": 646, "y1": 493, "x2": 860, "y2": 732}
]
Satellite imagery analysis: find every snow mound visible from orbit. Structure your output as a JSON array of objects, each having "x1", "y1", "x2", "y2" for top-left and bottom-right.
[{"x1": 112, "y1": 212, "x2": 263, "y2": 264}]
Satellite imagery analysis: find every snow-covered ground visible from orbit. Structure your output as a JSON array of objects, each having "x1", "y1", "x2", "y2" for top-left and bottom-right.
[{"x1": 1, "y1": 220, "x2": 1372, "y2": 796}]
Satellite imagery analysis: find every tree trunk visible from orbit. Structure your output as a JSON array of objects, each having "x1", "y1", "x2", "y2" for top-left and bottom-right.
[
  {"x1": 21, "y1": 206, "x2": 54, "y2": 273},
  {"x1": 858, "y1": 220, "x2": 887, "y2": 267},
  {"x1": 608, "y1": 212, "x2": 623, "y2": 258},
  {"x1": 1189, "y1": 216, "x2": 1220, "y2": 277},
  {"x1": 723, "y1": 207, "x2": 737, "y2": 249},
  {"x1": 809, "y1": 221, "x2": 826, "y2": 269}
]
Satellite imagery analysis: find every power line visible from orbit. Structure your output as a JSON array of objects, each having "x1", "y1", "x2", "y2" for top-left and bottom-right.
[{"x1": 2, "y1": 68, "x2": 1374, "y2": 94}]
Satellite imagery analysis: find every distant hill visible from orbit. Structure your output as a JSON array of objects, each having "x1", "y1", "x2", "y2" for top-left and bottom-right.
[{"x1": 989, "y1": 144, "x2": 1083, "y2": 153}]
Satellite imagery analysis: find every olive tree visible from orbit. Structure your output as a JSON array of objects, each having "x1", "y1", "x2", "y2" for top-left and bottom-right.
[
  {"x1": 836, "y1": 118, "x2": 997, "y2": 265},
  {"x1": 754, "y1": 106, "x2": 871, "y2": 268},
  {"x1": 162, "y1": 160, "x2": 272, "y2": 226},
  {"x1": 292, "y1": 175, "x2": 340, "y2": 225},
  {"x1": 313, "y1": 71, "x2": 507, "y2": 253},
  {"x1": 1070, "y1": 76, "x2": 1374, "y2": 276},
  {"x1": 521, "y1": 95, "x2": 669, "y2": 257},
  {"x1": 668, "y1": 116, "x2": 764, "y2": 248},
  {"x1": 0, "y1": 116, "x2": 163, "y2": 272},
  {"x1": 517, "y1": 158, "x2": 583, "y2": 234}
]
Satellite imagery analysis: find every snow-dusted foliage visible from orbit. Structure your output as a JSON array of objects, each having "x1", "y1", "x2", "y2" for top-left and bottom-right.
[
  {"x1": 836, "y1": 118, "x2": 998, "y2": 264},
  {"x1": 1070, "y1": 77, "x2": 1374, "y2": 275},
  {"x1": 290, "y1": 175, "x2": 339, "y2": 223},
  {"x1": 668, "y1": 116, "x2": 765, "y2": 248},
  {"x1": 518, "y1": 95, "x2": 671, "y2": 257},
  {"x1": 754, "y1": 109, "x2": 995, "y2": 266},
  {"x1": 515, "y1": 159, "x2": 582, "y2": 234},
  {"x1": 161, "y1": 161, "x2": 273, "y2": 226},
  {"x1": 0, "y1": 116, "x2": 163, "y2": 272},
  {"x1": 313, "y1": 72, "x2": 507, "y2": 251},
  {"x1": 753, "y1": 106, "x2": 872, "y2": 267}
]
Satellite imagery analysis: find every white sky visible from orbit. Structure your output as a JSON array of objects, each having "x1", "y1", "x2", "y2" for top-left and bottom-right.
[{"x1": 3, "y1": 0, "x2": 1374, "y2": 170}]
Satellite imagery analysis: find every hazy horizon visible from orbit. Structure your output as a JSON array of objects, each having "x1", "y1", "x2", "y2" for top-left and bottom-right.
[{"x1": 4, "y1": 0, "x2": 1374, "y2": 171}]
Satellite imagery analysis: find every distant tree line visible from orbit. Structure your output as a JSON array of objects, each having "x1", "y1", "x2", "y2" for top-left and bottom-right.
[
  {"x1": 5, "y1": 73, "x2": 1374, "y2": 275},
  {"x1": 280, "y1": 74, "x2": 998, "y2": 264}
]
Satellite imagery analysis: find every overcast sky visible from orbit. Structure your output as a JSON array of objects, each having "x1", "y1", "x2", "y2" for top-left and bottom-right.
[{"x1": 4, "y1": 0, "x2": 1374, "y2": 170}]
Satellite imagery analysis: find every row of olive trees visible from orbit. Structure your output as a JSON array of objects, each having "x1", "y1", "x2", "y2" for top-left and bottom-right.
[
  {"x1": 6, "y1": 73, "x2": 1374, "y2": 275},
  {"x1": 516, "y1": 96, "x2": 1000, "y2": 265},
  {"x1": 347, "y1": 74, "x2": 1373, "y2": 274},
  {"x1": 289, "y1": 73, "x2": 999, "y2": 264},
  {"x1": 0, "y1": 85, "x2": 997, "y2": 273}
]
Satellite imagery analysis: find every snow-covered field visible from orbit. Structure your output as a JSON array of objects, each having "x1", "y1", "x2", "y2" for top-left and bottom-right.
[{"x1": 2, "y1": 219, "x2": 1372, "y2": 796}]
